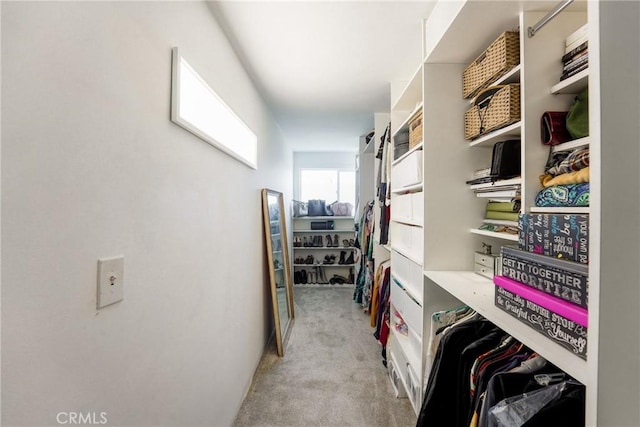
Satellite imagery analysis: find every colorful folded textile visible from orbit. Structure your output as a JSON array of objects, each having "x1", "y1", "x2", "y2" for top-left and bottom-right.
[
  {"x1": 535, "y1": 183, "x2": 589, "y2": 207},
  {"x1": 546, "y1": 147, "x2": 590, "y2": 176},
  {"x1": 540, "y1": 166, "x2": 589, "y2": 188}
]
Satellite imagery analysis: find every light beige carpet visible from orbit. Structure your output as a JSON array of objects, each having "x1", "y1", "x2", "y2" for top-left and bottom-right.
[{"x1": 234, "y1": 287, "x2": 416, "y2": 427}]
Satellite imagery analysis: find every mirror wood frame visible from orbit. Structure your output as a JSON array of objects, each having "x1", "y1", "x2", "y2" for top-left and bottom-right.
[{"x1": 261, "y1": 189, "x2": 295, "y2": 356}]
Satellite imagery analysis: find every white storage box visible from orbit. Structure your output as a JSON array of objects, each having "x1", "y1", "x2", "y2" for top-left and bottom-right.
[
  {"x1": 392, "y1": 151, "x2": 423, "y2": 189},
  {"x1": 391, "y1": 251, "x2": 424, "y2": 303},
  {"x1": 390, "y1": 276, "x2": 423, "y2": 338},
  {"x1": 387, "y1": 337, "x2": 408, "y2": 399},
  {"x1": 391, "y1": 193, "x2": 413, "y2": 221},
  {"x1": 390, "y1": 222, "x2": 424, "y2": 263},
  {"x1": 406, "y1": 363, "x2": 422, "y2": 415},
  {"x1": 391, "y1": 191, "x2": 424, "y2": 225},
  {"x1": 411, "y1": 191, "x2": 424, "y2": 223}
]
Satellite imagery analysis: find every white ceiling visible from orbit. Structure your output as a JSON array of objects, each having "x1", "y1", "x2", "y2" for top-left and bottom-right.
[{"x1": 207, "y1": 1, "x2": 436, "y2": 152}]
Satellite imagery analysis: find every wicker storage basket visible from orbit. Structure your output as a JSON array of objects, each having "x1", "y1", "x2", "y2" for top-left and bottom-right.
[
  {"x1": 464, "y1": 84, "x2": 520, "y2": 140},
  {"x1": 409, "y1": 109, "x2": 423, "y2": 148},
  {"x1": 462, "y1": 31, "x2": 520, "y2": 99}
]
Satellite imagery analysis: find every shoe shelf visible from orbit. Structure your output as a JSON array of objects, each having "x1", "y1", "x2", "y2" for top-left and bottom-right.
[
  {"x1": 293, "y1": 247, "x2": 356, "y2": 250},
  {"x1": 293, "y1": 229, "x2": 355, "y2": 233},
  {"x1": 293, "y1": 263, "x2": 357, "y2": 267},
  {"x1": 295, "y1": 216, "x2": 354, "y2": 220},
  {"x1": 294, "y1": 283, "x2": 355, "y2": 287}
]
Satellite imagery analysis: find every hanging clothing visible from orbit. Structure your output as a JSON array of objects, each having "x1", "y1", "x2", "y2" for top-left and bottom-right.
[
  {"x1": 353, "y1": 201, "x2": 375, "y2": 305},
  {"x1": 417, "y1": 309, "x2": 585, "y2": 427}
]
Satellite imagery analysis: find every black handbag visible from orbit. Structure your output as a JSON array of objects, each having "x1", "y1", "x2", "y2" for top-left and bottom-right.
[
  {"x1": 490, "y1": 140, "x2": 521, "y2": 179},
  {"x1": 307, "y1": 199, "x2": 326, "y2": 217}
]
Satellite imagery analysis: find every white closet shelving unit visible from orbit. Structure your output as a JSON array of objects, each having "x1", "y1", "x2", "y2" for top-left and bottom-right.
[
  {"x1": 385, "y1": 0, "x2": 640, "y2": 425},
  {"x1": 292, "y1": 216, "x2": 356, "y2": 287},
  {"x1": 386, "y1": 61, "x2": 427, "y2": 415}
]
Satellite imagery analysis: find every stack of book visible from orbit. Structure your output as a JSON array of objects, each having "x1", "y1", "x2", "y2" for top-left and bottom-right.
[
  {"x1": 473, "y1": 183, "x2": 521, "y2": 201},
  {"x1": 561, "y1": 24, "x2": 588, "y2": 81},
  {"x1": 479, "y1": 200, "x2": 519, "y2": 234},
  {"x1": 493, "y1": 214, "x2": 590, "y2": 360}
]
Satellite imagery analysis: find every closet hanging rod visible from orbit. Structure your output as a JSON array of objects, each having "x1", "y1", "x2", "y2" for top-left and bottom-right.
[{"x1": 527, "y1": 0, "x2": 574, "y2": 38}]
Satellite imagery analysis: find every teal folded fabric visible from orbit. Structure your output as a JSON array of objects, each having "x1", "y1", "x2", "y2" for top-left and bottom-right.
[{"x1": 535, "y1": 183, "x2": 589, "y2": 207}]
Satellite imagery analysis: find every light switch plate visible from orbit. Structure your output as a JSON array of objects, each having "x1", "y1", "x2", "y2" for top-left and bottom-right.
[{"x1": 97, "y1": 256, "x2": 124, "y2": 309}]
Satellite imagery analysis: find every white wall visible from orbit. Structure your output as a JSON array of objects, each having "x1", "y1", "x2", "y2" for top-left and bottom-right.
[{"x1": 1, "y1": 2, "x2": 292, "y2": 426}]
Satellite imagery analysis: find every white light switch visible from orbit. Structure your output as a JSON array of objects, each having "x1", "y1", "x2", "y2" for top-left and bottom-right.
[{"x1": 97, "y1": 256, "x2": 124, "y2": 309}]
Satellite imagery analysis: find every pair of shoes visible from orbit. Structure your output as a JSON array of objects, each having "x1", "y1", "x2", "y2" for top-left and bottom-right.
[
  {"x1": 329, "y1": 274, "x2": 348, "y2": 284},
  {"x1": 294, "y1": 270, "x2": 308, "y2": 284},
  {"x1": 338, "y1": 251, "x2": 355, "y2": 265},
  {"x1": 323, "y1": 254, "x2": 336, "y2": 265},
  {"x1": 345, "y1": 251, "x2": 354, "y2": 264},
  {"x1": 325, "y1": 234, "x2": 333, "y2": 247},
  {"x1": 324, "y1": 234, "x2": 340, "y2": 247},
  {"x1": 316, "y1": 267, "x2": 328, "y2": 284},
  {"x1": 342, "y1": 238, "x2": 355, "y2": 247},
  {"x1": 304, "y1": 255, "x2": 315, "y2": 265}
]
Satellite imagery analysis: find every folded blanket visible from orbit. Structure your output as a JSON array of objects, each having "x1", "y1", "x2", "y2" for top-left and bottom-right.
[
  {"x1": 546, "y1": 147, "x2": 589, "y2": 176},
  {"x1": 485, "y1": 210, "x2": 520, "y2": 221},
  {"x1": 540, "y1": 166, "x2": 590, "y2": 188},
  {"x1": 485, "y1": 200, "x2": 520, "y2": 212},
  {"x1": 535, "y1": 183, "x2": 589, "y2": 207}
]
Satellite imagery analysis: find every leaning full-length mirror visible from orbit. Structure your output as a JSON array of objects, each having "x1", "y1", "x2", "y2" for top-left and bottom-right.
[{"x1": 261, "y1": 189, "x2": 295, "y2": 356}]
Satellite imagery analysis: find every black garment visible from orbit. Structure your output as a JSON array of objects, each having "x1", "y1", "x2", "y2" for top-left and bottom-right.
[
  {"x1": 455, "y1": 329, "x2": 506, "y2": 427},
  {"x1": 483, "y1": 378, "x2": 585, "y2": 427},
  {"x1": 522, "y1": 382, "x2": 585, "y2": 426},
  {"x1": 479, "y1": 368, "x2": 561, "y2": 427},
  {"x1": 417, "y1": 319, "x2": 497, "y2": 426},
  {"x1": 469, "y1": 342, "x2": 531, "y2": 425}
]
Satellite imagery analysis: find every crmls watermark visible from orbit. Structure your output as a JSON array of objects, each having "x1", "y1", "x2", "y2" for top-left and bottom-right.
[{"x1": 56, "y1": 412, "x2": 108, "y2": 425}]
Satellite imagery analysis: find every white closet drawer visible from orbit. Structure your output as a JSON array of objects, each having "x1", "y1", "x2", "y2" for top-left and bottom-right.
[
  {"x1": 412, "y1": 191, "x2": 424, "y2": 222},
  {"x1": 390, "y1": 222, "x2": 424, "y2": 262},
  {"x1": 391, "y1": 191, "x2": 424, "y2": 224},
  {"x1": 406, "y1": 363, "x2": 422, "y2": 415},
  {"x1": 391, "y1": 193, "x2": 413, "y2": 220},
  {"x1": 392, "y1": 151, "x2": 422, "y2": 189},
  {"x1": 387, "y1": 336, "x2": 408, "y2": 399},
  {"x1": 391, "y1": 277, "x2": 423, "y2": 337},
  {"x1": 391, "y1": 251, "x2": 424, "y2": 303},
  {"x1": 402, "y1": 292, "x2": 423, "y2": 337}
]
